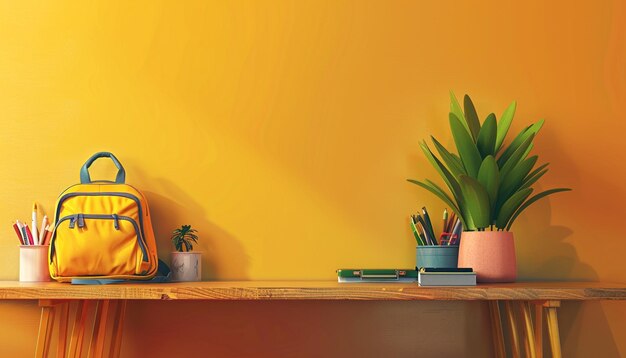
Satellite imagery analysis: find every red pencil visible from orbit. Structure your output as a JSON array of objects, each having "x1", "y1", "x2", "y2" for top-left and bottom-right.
[
  {"x1": 12, "y1": 223, "x2": 24, "y2": 245},
  {"x1": 24, "y1": 225, "x2": 34, "y2": 245}
]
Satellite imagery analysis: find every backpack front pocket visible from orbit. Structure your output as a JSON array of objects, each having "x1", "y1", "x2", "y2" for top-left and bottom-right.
[{"x1": 52, "y1": 214, "x2": 147, "y2": 277}]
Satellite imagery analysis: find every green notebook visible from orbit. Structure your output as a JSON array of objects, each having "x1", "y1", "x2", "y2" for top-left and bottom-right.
[{"x1": 337, "y1": 269, "x2": 418, "y2": 283}]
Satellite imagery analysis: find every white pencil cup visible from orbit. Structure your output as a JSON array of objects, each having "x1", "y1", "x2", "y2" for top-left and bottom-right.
[{"x1": 19, "y1": 245, "x2": 51, "y2": 282}]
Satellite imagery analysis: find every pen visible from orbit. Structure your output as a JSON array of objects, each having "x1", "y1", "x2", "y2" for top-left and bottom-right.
[
  {"x1": 447, "y1": 212, "x2": 456, "y2": 244},
  {"x1": 32, "y1": 203, "x2": 39, "y2": 245},
  {"x1": 416, "y1": 218, "x2": 433, "y2": 245},
  {"x1": 413, "y1": 217, "x2": 427, "y2": 246},
  {"x1": 39, "y1": 215, "x2": 48, "y2": 244},
  {"x1": 447, "y1": 213, "x2": 457, "y2": 245},
  {"x1": 441, "y1": 209, "x2": 449, "y2": 244},
  {"x1": 451, "y1": 219, "x2": 462, "y2": 245},
  {"x1": 416, "y1": 221, "x2": 427, "y2": 245},
  {"x1": 447, "y1": 213, "x2": 456, "y2": 233}
]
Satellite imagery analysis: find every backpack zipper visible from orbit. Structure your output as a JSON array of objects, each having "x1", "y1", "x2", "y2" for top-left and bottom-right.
[
  {"x1": 54, "y1": 192, "x2": 147, "y2": 248},
  {"x1": 50, "y1": 213, "x2": 149, "y2": 264}
]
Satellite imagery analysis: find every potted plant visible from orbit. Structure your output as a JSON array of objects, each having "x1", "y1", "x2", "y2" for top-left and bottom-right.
[
  {"x1": 408, "y1": 93, "x2": 571, "y2": 282},
  {"x1": 170, "y1": 225, "x2": 202, "y2": 282}
]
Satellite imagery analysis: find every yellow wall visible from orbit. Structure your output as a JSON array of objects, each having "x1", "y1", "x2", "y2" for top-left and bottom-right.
[{"x1": 1, "y1": 1, "x2": 625, "y2": 357}]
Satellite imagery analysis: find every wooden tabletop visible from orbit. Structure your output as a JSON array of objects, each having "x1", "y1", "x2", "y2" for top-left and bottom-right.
[{"x1": 0, "y1": 281, "x2": 625, "y2": 301}]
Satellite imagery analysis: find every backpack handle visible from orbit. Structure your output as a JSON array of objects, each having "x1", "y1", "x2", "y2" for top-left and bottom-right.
[{"x1": 79, "y1": 152, "x2": 126, "y2": 184}]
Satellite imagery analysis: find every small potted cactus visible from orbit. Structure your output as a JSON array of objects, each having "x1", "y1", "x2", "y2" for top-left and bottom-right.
[{"x1": 170, "y1": 225, "x2": 201, "y2": 282}]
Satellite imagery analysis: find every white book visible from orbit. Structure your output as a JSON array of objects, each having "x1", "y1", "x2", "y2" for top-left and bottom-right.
[{"x1": 418, "y1": 272, "x2": 477, "y2": 286}]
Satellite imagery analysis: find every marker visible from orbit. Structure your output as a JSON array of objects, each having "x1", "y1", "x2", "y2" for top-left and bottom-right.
[
  {"x1": 25, "y1": 225, "x2": 35, "y2": 246},
  {"x1": 12, "y1": 222, "x2": 24, "y2": 245},
  {"x1": 16, "y1": 220, "x2": 28, "y2": 245}
]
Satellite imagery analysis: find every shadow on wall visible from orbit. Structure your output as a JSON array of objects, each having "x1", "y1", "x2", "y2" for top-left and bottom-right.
[
  {"x1": 513, "y1": 191, "x2": 590, "y2": 281},
  {"x1": 139, "y1": 177, "x2": 250, "y2": 280},
  {"x1": 512, "y1": 134, "x2": 623, "y2": 356}
]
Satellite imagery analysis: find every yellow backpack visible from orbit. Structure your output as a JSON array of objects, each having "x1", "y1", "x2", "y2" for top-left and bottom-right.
[{"x1": 49, "y1": 152, "x2": 158, "y2": 282}]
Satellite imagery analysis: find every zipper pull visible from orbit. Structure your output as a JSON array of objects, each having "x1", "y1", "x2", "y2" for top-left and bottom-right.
[
  {"x1": 77, "y1": 214, "x2": 85, "y2": 228},
  {"x1": 112, "y1": 214, "x2": 120, "y2": 230},
  {"x1": 68, "y1": 215, "x2": 77, "y2": 229}
]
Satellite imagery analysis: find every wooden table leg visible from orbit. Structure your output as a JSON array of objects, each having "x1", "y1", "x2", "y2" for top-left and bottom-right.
[
  {"x1": 488, "y1": 301, "x2": 506, "y2": 358},
  {"x1": 534, "y1": 302, "x2": 543, "y2": 358},
  {"x1": 544, "y1": 300, "x2": 562, "y2": 358},
  {"x1": 56, "y1": 302, "x2": 70, "y2": 358},
  {"x1": 68, "y1": 300, "x2": 92, "y2": 358},
  {"x1": 34, "y1": 299, "x2": 127, "y2": 358},
  {"x1": 88, "y1": 300, "x2": 111, "y2": 358},
  {"x1": 110, "y1": 300, "x2": 128, "y2": 358},
  {"x1": 519, "y1": 302, "x2": 536, "y2": 358},
  {"x1": 504, "y1": 301, "x2": 521, "y2": 358},
  {"x1": 35, "y1": 303, "x2": 55, "y2": 358}
]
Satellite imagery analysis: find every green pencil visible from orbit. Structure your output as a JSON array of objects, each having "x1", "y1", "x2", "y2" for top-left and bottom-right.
[{"x1": 410, "y1": 217, "x2": 425, "y2": 245}]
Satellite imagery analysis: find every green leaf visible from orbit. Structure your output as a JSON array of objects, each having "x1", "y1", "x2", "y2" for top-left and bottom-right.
[
  {"x1": 449, "y1": 91, "x2": 468, "y2": 133},
  {"x1": 506, "y1": 188, "x2": 572, "y2": 230},
  {"x1": 450, "y1": 153, "x2": 463, "y2": 168},
  {"x1": 424, "y1": 179, "x2": 472, "y2": 230},
  {"x1": 420, "y1": 141, "x2": 464, "y2": 201},
  {"x1": 459, "y1": 175, "x2": 491, "y2": 229},
  {"x1": 431, "y1": 136, "x2": 466, "y2": 177},
  {"x1": 449, "y1": 113, "x2": 482, "y2": 178},
  {"x1": 526, "y1": 162, "x2": 549, "y2": 180},
  {"x1": 476, "y1": 113, "x2": 497, "y2": 157},
  {"x1": 496, "y1": 188, "x2": 533, "y2": 229},
  {"x1": 463, "y1": 95, "x2": 481, "y2": 141},
  {"x1": 407, "y1": 179, "x2": 467, "y2": 229},
  {"x1": 499, "y1": 133, "x2": 535, "y2": 179},
  {"x1": 520, "y1": 163, "x2": 550, "y2": 190},
  {"x1": 521, "y1": 143, "x2": 534, "y2": 162},
  {"x1": 428, "y1": 177, "x2": 474, "y2": 231},
  {"x1": 497, "y1": 119, "x2": 544, "y2": 167},
  {"x1": 520, "y1": 169, "x2": 547, "y2": 191},
  {"x1": 497, "y1": 155, "x2": 538, "y2": 212},
  {"x1": 495, "y1": 101, "x2": 516, "y2": 153},
  {"x1": 477, "y1": 155, "x2": 500, "y2": 218},
  {"x1": 497, "y1": 125, "x2": 530, "y2": 167}
]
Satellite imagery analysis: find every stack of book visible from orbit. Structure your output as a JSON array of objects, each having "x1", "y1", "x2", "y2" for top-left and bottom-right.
[{"x1": 418, "y1": 267, "x2": 476, "y2": 286}]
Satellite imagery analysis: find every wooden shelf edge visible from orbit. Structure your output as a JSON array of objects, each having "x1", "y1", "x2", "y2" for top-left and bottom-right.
[{"x1": 0, "y1": 281, "x2": 625, "y2": 301}]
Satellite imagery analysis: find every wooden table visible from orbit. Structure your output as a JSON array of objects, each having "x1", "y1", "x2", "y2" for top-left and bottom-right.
[{"x1": 1, "y1": 281, "x2": 625, "y2": 358}]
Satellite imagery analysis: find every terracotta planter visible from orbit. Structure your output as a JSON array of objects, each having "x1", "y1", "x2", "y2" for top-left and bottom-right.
[{"x1": 458, "y1": 231, "x2": 516, "y2": 283}]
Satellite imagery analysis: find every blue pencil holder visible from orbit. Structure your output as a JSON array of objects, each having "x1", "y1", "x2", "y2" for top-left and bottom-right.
[{"x1": 416, "y1": 245, "x2": 459, "y2": 269}]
